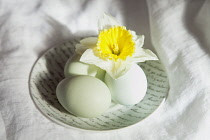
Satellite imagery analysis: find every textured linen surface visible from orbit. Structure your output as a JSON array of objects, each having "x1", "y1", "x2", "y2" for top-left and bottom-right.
[{"x1": 0, "y1": 0, "x2": 210, "y2": 140}]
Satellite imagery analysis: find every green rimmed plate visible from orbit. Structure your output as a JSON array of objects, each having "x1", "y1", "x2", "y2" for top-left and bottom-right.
[{"x1": 29, "y1": 39, "x2": 169, "y2": 131}]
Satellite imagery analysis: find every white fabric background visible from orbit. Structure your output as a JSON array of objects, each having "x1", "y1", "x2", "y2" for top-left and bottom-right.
[{"x1": 0, "y1": 0, "x2": 210, "y2": 139}]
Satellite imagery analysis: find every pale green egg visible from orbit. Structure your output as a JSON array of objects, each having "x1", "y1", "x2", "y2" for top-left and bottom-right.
[
  {"x1": 64, "y1": 54, "x2": 105, "y2": 81},
  {"x1": 56, "y1": 75, "x2": 111, "y2": 118},
  {"x1": 105, "y1": 64, "x2": 147, "y2": 106}
]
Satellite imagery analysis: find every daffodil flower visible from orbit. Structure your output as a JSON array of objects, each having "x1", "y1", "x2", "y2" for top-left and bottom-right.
[{"x1": 75, "y1": 13, "x2": 158, "y2": 79}]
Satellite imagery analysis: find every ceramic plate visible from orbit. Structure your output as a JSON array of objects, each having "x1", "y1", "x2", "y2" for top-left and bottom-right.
[{"x1": 29, "y1": 39, "x2": 169, "y2": 131}]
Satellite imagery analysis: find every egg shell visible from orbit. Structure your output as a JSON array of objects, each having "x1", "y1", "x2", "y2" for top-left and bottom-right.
[
  {"x1": 56, "y1": 75, "x2": 111, "y2": 118},
  {"x1": 64, "y1": 54, "x2": 105, "y2": 81},
  {"x1": 104, "y1": 64, "x2": 147, "y2": 105}
]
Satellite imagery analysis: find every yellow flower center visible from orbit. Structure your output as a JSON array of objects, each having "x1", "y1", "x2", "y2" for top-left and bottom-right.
[{"x1": 95, "y1": 26, "x2": 135, "y2": 61}]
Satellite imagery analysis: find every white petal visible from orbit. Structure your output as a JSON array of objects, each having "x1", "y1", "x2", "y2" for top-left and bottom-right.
[
  {"x1": 107, "y1": 60, "x2": 132, "y2": 79},
  {"x1": 98, "y1": 13, "x2": 120, "y2": 31},
  {"x1": 75, "y1": 37, "x2": 98, "y2": 55},
  {"x1": 80, "y1": 37, "x2": 98, "y2": 47},
  {"x1": 128, "y1": 48, "x2": 158, "y2": 63},
  {"x1": 135, "y1": 35, "x2": 145, "y2": 48},
  {"x1": 80, "y1": 49, "x2": 132, "y2": 79},
  {"x1": 130, "y1": 30, "x2": 145, "y2": 48},
  {"x1": 80, "y1": 49, "x2": 112, "y2": 70},
  {"x1": 75, "y1": 44, "x2": 88, "y2": 55}
]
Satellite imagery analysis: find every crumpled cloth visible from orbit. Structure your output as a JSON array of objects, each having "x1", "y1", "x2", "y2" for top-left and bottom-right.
[{"x1": 0, "y1": 0, "x2": 210, "y2": 139}]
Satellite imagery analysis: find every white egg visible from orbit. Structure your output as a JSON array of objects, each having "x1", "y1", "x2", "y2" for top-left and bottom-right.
[
  {"x1": 104, "y1": 64, "x2": 147, "y2": 105},
  {"x1": 64, "y1": 54, "x2": 105, "y2": 81},
  {"x1": 56, "y1": 75, "x2": 111, "y2": 118}
]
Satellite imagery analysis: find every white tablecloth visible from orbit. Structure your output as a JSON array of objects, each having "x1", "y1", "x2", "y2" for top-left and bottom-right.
[{"x1": 0, "y1": 0, "x2": 210, "y2": 139}]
